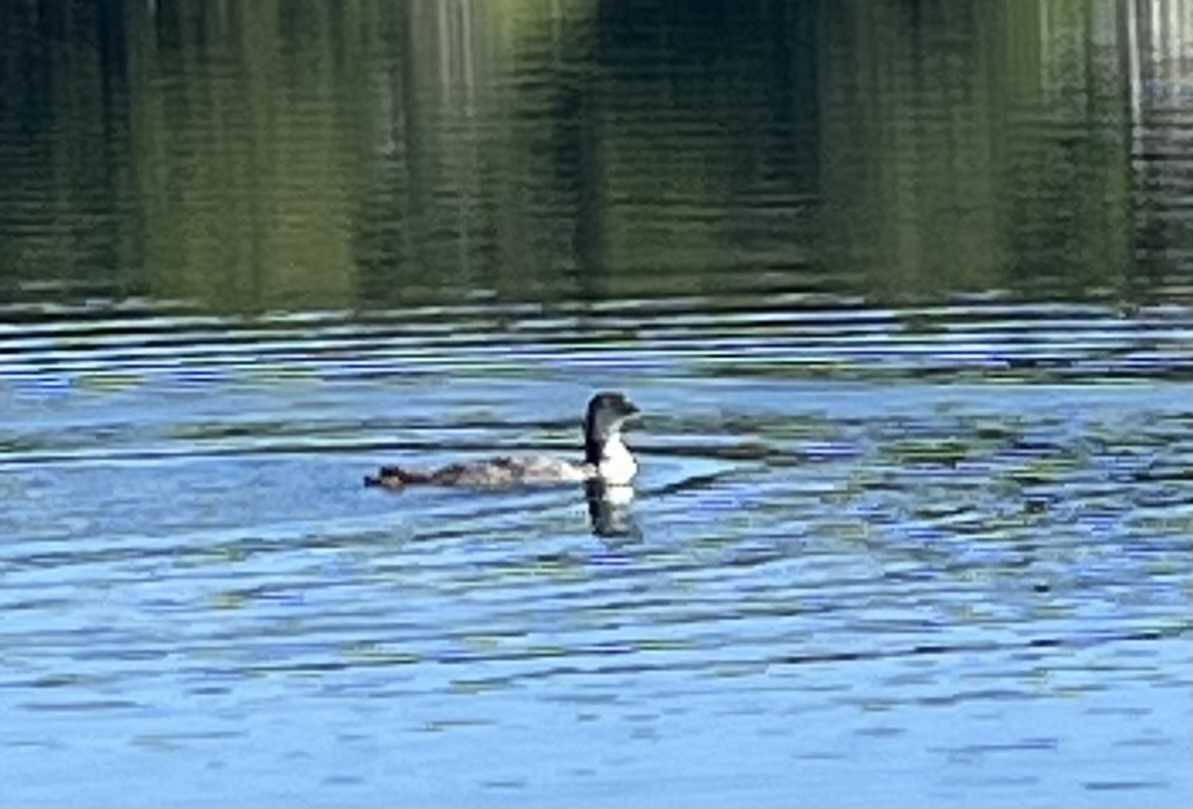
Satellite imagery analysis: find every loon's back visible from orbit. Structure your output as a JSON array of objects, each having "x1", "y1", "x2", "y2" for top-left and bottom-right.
[{"x1": 366, "y1": 455, "x2": 588, "y2": 490}]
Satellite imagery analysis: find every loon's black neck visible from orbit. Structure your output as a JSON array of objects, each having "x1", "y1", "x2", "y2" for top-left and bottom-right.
[{"x1": 584, "y1": 415, "x2": 605, "y2": 465}]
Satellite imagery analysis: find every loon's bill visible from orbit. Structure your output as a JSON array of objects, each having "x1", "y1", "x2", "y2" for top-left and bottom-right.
[{"x1": 365, "y1": 391, "x2": 640, "y2": 490}]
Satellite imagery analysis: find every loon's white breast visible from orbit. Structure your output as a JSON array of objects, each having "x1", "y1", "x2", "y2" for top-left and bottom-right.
[
  {"x1": 365, "y1": 392, "x2": 640, "y2": 490},
  {"x1": 593, "y1": 432, "x2": 636, "y2": 486}
]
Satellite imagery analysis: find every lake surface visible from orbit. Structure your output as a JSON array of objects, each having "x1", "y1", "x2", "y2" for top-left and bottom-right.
[{"x1": 1, "y1": 1, "x2": 1191, "y2": 806}]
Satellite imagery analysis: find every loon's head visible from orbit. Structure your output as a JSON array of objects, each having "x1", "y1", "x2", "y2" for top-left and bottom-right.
[{"x1": 583, "y1": 391, "x2": 639, "y2": 465}]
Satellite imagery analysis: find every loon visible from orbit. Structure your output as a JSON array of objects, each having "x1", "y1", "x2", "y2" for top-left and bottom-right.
[{"x1": 364, "y1": 391, "x2": 640, "y2": 490}]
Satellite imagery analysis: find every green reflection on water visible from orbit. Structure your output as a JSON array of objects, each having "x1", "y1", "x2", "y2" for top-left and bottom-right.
[{"x1": 0, "y1": 0, "x2": 1184, "y2": 312}]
